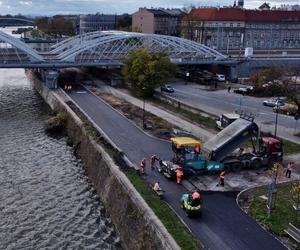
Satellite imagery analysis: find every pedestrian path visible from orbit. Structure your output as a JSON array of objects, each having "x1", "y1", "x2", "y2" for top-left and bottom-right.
[
  {"x1": 93, "y1": 80, "x2": 214, "y2": 142},
  {"x1": 66, "y1": 85, "x2": 285, "y2": 250}
]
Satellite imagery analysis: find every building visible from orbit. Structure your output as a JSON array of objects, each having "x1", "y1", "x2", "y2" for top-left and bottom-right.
[
  {"x1": 181, "y1": 7, "x2": 300, "y2": 50},
  {"x1": 79, "y1": 14, "x2": 129, "y2": 34},
  {"x1": 132, "y1": 8, "x2": 183, "y2": 36}
]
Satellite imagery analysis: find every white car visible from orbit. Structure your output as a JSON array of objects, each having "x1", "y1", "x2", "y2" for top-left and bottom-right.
[{"x1": 216, "y1": 74, "x2": 225, "y2": 82}]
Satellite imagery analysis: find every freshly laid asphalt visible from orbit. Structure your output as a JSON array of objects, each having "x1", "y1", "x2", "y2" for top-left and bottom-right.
[{"x1": 67, "y1": 85, "x2": 286, "y2": 250}]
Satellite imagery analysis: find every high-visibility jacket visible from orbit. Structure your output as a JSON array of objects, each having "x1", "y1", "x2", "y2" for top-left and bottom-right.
[
  {"x1": 176, "y1": 168, "x2": 183, "y2": 177},
  {"x1": 220, "y1": 171, "x2": 225, "y2": 179},
  {"x1": 153, "y1": 182, "x2": 160, "y2": 191},
  {"x1": 195, "y1": 145, "x2": 200, "y2": 153}
]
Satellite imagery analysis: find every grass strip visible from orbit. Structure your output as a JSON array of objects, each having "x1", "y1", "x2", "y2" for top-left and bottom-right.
[
  {"x1": 124, "y1": 168, "x2": 201, "y2": 250},
  {"x1": 249, "y1": 183, "x2": 300, "y2": 248},
  {"x1": 151, "y1": 98, "x2": 217, "y2": 132}
]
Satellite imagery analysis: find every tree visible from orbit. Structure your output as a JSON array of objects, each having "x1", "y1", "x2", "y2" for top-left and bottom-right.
[
  {"x1": 35, "y1": 16, "x2": 75, "y2": 37},
  {"x1": 181, "y1": 5, "x2": 196, "y2": 40},
  {"x1": 122, "y1": 49, "x2": 177, "y2": 97},
  {"x1": 117, "y1": 15, "x2": 132, "y2": 31}
]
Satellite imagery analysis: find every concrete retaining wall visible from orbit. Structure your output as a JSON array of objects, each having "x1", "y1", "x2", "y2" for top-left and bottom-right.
[{"x1": 28, "y1": 71, "x2": 180, "y2": 250}]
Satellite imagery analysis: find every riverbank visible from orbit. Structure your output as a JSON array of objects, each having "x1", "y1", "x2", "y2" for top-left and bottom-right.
[{"x1": 27, "y1": 70, "x2": 195, "y2": 250}]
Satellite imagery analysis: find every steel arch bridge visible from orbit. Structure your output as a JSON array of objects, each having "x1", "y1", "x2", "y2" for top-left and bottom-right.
[{"x1": 0, "y1": 30, "x2": 230, "y2": 68}]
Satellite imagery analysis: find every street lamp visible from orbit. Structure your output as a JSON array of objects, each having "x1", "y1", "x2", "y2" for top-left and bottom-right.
[
  {"x1": 142, "y1": 87, "x2": 146, "y2": 129},
  {"x1": 274, "y1": 104, "x2": 279, "y2": 138}
]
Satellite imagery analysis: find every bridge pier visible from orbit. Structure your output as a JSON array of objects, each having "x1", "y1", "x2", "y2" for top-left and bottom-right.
[{"x1": 40, "y1": 69, "x2": 60, "y2": 89}]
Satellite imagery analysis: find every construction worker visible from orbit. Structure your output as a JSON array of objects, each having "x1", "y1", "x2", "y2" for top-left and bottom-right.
[
  {"x1": 150, "y1": 155, "x2": 157, "y2": 170},
  {"x1": 175, "y1": 167, "x2": 184, "y2": 184},
  {"x1": 286, "y1": 162, "x2": 294, "y2": 178},
  {"x1": 219, "y1": 171, "x2": 225, "y2": 187},
  {"x1": 194, "y1": 144, "x2": 200, "y2": 154},
  {"x1": 140, "y1": 158, "x2": 146, "y2": 174},
  {"x1": 190, "y1": 190, "x2": 201, "y2": 206},
  {"x1": 152, "y1": 181, "x2": 161, "y2": 192}
]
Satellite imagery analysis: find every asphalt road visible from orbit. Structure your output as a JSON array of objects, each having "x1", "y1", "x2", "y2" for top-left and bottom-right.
[
  {"x1": 67, "y1": 86, "x2": 285, "y2": 250},
  {"x1": 166, "y1": 81, "x2": 300, "y2": 143}
]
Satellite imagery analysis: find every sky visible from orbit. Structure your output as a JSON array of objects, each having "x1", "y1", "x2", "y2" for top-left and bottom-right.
[{"x1": 0, "y1": 0, "x2": 299, "y2": 16}]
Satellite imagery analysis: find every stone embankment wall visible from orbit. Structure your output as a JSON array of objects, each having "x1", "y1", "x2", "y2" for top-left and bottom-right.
[{"x1": 29, "y1": 71, "x2": 180, "y2": 250}]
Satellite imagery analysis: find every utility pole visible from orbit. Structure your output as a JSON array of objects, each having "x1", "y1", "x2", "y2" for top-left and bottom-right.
[{"x1": 274, "y1": 105, "x2": 279, "y2": 138}]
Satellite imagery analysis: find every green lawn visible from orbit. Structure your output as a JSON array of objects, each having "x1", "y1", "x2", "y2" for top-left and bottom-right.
[
  {"x1": 249, "y1": 183, "x2": 300, "y2": 250},
  {"x1": 125, "y1": 169, "x2": 201, "y2": 250}
]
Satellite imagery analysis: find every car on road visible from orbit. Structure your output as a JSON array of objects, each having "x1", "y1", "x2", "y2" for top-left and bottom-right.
[
  {"x1": 233, "y1": 86, "x2": 254, "y2": 95},
  {"x1": 161, "y1": 84, "x2": 175, "y2": 93},
  {"x1": 263, "y1": 98, "x2": 285, "y2": 107},
  {"x1": 216, "y1": 74, "x2": 225, "y2": 82}
]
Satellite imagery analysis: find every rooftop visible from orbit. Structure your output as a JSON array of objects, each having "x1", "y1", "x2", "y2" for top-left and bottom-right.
[{"x1": 186, "y1": 7, "x2": 300, "y2": 22}]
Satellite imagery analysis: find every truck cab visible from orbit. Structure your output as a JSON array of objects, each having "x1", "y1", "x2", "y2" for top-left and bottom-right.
[{"x1": 258, "y1": 137, "x2": 283, "y2": 163}]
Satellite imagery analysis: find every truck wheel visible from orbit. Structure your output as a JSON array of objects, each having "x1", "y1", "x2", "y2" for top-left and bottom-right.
[
  {"x1": 231, "y1": 163, "x2": 242, "y2": 172},
  {"x1": 251, "y1": 159, "x2": 261, "y2": 170}
]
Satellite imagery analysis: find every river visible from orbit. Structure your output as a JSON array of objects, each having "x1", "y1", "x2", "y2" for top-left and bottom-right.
[{"x1": 0, "y1": 28, "x2": 120, "y2": 249}]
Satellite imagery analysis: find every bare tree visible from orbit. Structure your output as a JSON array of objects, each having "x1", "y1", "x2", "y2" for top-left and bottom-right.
[{"x1": 181, "y1": 5, "x2": 196, "y2": 41}]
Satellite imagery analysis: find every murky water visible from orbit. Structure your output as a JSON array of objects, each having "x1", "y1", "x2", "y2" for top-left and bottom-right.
[{"x1": 0, "y1": 70, "x2": 120, "y2": 248}]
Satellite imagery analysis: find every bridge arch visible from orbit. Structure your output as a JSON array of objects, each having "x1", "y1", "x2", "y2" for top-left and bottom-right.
[
  {"x1": 0, "y1": 30, "x2": 44, "y2": 62},
  {"x1": 0, "y1": 17, "x2": 35, "y2": 24},
  {"x1": 51, "y1": 31, "x2": 226, "y2": 64}
]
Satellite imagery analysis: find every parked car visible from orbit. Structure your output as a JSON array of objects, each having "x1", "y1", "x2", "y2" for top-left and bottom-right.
[
  {"x1": 234, "y1": 86, "x2": 253, "y2": 95},
  {"x1": 161, "y1": 84, "x2": 175, "y2": 93},
  {"x1": 216, "y1": 74, "x2": 225, "y2": 82},
  {"x1": 263, "y1": 98, "x2": 285, "y2": 107}
]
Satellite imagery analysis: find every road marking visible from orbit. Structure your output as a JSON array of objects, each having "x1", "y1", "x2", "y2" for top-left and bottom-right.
[{"x1": 76, "y1": 91, "x2": 87, "y2": 94}]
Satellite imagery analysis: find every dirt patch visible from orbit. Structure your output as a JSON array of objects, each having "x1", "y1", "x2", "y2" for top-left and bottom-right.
[{"x1": 90, "y1": 88, "x2": 177, "y2": 140}]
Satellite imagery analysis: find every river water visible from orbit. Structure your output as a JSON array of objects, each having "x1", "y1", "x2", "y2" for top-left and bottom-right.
[{"x1": 0, "y1": 29, "x2": 120, "y2": 249}]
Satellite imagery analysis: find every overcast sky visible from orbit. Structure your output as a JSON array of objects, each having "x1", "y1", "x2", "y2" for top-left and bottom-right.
[{"x1": 0, "y1": 0, "x2": 299, "y2": 16}]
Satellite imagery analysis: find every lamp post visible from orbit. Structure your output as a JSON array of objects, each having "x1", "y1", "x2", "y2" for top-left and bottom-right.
[
  {"x1": 142, "y1": 87, "x2": 146, "y2": 129},
  {"x1": 274, "y1": 104, "x2": 279, "y2": 138}
]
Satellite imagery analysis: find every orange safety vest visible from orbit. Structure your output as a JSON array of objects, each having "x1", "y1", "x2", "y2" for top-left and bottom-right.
[
  {"x1": 195, "y1": 145, "x2": 200, "y2": 153},
  {"x1": 176, "y1": 168, "x2": 183, "y2": 176},
  {"x1": 220, "y1": 171, "x2": 225, "y2": 179}
]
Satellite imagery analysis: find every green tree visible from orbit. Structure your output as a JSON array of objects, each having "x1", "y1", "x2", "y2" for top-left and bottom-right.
[
  {"x1": 122, "y1": 49, "x2": 176, "y2": 97},
  {"x1": 35, "y1": 16, "x2": 75, "y2": 37},
  {"x1": 117, "y1": 15, "x2": 132, "y2": 31}
]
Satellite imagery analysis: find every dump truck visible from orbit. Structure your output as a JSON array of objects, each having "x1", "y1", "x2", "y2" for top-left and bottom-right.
[
  {"x1": 159, "y1": 115, "x2": 283, "y2": 178},
  {"x1": 201, "y1": 116, "x2": 283, "y2": 171}
]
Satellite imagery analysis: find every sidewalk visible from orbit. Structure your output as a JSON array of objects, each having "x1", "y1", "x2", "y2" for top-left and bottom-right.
[{"x1": 92, "y1": 80, "x2": 214, "y2": 142}]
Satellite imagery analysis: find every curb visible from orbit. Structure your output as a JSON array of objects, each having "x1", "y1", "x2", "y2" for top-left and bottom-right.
[{"x1": 236, "y1": 180, "x2": 296, "y2": 250}]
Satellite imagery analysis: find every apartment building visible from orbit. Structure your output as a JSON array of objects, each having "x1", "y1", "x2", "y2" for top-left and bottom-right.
[
  {"x1": 132, "y1": 8, "x2": 183, "y2": 36},
  {"x1": 80, "y1": 14, "x2": 129, "y2": 34},
  {"x1": 181, "y1": 7, "x2": 300, "y2": 50}
]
